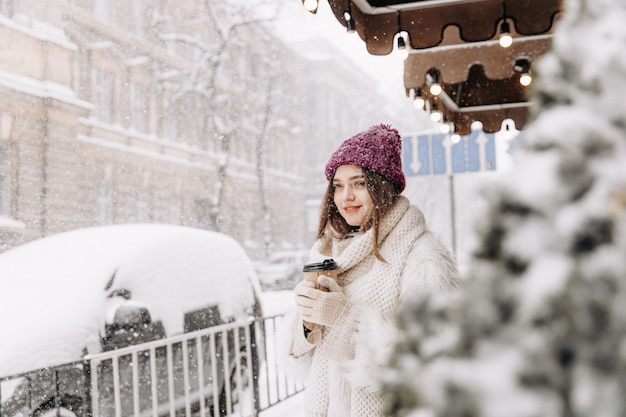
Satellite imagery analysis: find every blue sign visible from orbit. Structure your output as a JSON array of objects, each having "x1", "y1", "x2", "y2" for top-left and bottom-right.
[{"x1": 402, "y1": 130, "x2": 496, "y2": 176}]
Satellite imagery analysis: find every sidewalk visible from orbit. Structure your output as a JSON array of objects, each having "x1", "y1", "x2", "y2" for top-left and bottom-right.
[{"x1": 259, "y1": 393, "x2": 305, "y2": 417}]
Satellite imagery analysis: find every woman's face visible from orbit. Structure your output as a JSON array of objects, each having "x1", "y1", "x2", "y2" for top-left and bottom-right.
[{"x1": 332, "y1": 165, "x2": 374, "y2": 227}]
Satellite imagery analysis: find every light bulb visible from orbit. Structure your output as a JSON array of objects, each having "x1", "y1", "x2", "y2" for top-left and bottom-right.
[
  {"x1": 470, "y1": 120, "x2": 483, "y2": 131},
  {"x1": 429, "y1": 83, "x2": 442, "y2": 96},
  {"x1": 514, "y1": 58, "x2": 532, "y2": 86},
  {"x1": 498, "y1": 21, "x2": 512, "y2": 48},
  {"x1": 303, "y1": 0, "x2": 318, "y2": 12},
  {"x1": 499, "y1": 33, "x2": 513, "y2": 48},
  {"x1": 396, "y1": 36, "x2": 408, "y2": 60},
  {"x1": 440, "y1": 123, "x2": 451, "y2": 134},
  {"x1": 346, "y1": 18, "x2": 355, "y2": 33},
  {"x1": 413, "y1": 88, "x2": 425, "y2": 109},
  {"x1": 450, "y1": 134, "x2": 461, "y2": 144},
  {"x1": 430, "y1": 110, "x2": 443, "y2": 123},
  {"x1": 344, "y1": 11, "x2": 356, "y2": 33},
  {"x1": 520, "y1": 73, "x2": 533, "y2": 86}
]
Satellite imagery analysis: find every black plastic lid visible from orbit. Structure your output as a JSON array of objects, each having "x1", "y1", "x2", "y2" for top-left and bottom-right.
[{"x1": 302, "y1": 258, "x2": 337, "y2": 272}]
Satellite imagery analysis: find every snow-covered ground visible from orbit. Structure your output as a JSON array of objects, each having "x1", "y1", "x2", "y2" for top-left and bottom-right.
[{"x1": 259, "y1": 393, "x2": 304, "y2": 417}]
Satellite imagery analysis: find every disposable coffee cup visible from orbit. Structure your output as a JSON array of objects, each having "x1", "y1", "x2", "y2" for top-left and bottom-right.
[{"x1": 303, "y1": 259, "x2": 338, "y2": 292}]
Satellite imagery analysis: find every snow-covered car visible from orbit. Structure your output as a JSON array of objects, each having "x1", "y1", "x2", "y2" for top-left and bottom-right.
[
  {"x1": 254, "y1": 250, "x2": 310, "y2": 291},
  {"x1": 0, "y1": 224, "x2": 264, "y2": 417}
]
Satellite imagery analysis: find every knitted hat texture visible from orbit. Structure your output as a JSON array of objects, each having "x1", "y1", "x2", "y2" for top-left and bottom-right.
[{"x1": 325, "y1": 124, "x2": 405, "y2": 192}]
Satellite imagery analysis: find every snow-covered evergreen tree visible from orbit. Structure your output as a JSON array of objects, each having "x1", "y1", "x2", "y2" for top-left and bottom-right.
[{"x1": 383, "y1": 1, "x2": 626, "y2": 416}]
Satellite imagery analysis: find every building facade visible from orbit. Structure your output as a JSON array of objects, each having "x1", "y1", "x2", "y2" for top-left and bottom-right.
[{"x1": 0, "y1": 0, "x2": 404, "y2": 259}]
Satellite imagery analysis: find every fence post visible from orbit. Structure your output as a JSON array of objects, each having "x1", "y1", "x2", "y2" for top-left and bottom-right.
[
  {"x1": 54, "y1": 369, "x2": 60, "y2": 417},
  {"x1": 82, "y1": 359, "x2": 92, "y2": 417},
  {"x1": 250, "y1": 320, "x2": 261, "y2": 416}
]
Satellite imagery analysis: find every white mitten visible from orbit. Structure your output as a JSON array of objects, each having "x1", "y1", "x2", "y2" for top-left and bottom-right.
[
  {"x1": 294, "y1": 280, "x2": 317, "y2": 331},
  {"x1": 295, "y1": 275, "x2": 347, "y2": 327}
]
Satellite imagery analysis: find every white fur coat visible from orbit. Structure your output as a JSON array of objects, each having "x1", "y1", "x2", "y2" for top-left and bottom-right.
[{"x1": 281, "y1": 196, "x2": 459, "y2": 417}]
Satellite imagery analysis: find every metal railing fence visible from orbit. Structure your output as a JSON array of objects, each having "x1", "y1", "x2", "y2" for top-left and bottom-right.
[{"x1": 0, "y1": 314, "x2": 303, "y2": 417}]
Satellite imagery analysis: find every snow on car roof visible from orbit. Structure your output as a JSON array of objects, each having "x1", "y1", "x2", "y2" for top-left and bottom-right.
[{"x1": 0, "y1": 224, "x2": 261, "y2": 376}]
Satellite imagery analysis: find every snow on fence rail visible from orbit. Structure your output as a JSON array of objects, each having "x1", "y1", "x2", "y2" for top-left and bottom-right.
[{"x1": 0, "y1": 314, "x2": 302, "y2": 417}]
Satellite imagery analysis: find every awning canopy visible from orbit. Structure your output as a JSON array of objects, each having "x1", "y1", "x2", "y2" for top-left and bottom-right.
[{"x1": 312, "y1": 0, "x2": 564, "y2": 134}]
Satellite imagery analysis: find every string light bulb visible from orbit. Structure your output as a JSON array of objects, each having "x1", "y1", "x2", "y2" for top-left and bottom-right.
[
  {"x1": 396, "y1": 35, "x2": 409, "y2": 60},
  {"x1": 413, "y1": 88, "x2": 425, "y2": 110},
  {"x1": 344, "y1": 11, "x2": 355, "y2": 33},
  {"x1": 520, "y1": 72, "x2": 532, "y2": 86},
  {"x1": 302, "y1": 0, "x2": 318, "y2": 13},
  {"x1": 514, "y1": 58, "x2": 533, "y2": 86},
  {"x1": 430, "y1": 111, "x2": 443, "y2": 123},
  {"x1": 499, "y1": 21, "x2": 513, "y2": 48},
  {"x1": 428, "y1": 71, "x2": 442, "y2": 96},
  {"x1": 446, "y1": 123, "x2": 460, "y2": 143},
  {"x1": 430, "y1": 83, "x2": 442, "y2": 96},
  {"x1": 429, "y1": 102, "x2": 443, "y2": 123}
]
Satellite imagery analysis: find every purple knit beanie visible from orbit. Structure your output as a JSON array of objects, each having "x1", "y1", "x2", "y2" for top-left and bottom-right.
[{"x1": 325, "y1": 124, "x2": 405, "y2": 192}]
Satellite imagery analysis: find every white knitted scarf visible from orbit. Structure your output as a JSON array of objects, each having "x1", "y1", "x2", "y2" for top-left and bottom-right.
[{"x1": 304, "y1": 196, "x2": 426, "y2": 417}]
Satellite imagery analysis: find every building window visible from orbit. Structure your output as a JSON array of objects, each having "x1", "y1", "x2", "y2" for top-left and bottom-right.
[
  {"x1": 169, "y1": 195, "x2": 181, "y2": 225},
  {"x1": 193, "y1": 199, "x2": 210, "y2": 229},
  {"x1": 137, "y1": 189, "x2": 149, "y2": 222},
  {"x1": 0, "y1": 143, "x2": 11, "y2": 216},
  {"x1": 137, "y1": 173, "x2": 151, "y2": 222},
  {"x1": 95, "y1": 70, "x2": 113, "y2": 123},
  {"x1": 167, "y1": 113, "x2": 178, "y2": 142},
  {"x1": 98, "y1": 164, "x2": 114, "y2": 224},
  {"x1": 134, "y1": 85, "x2": 147, "y2": 133},
  {"x1": 98, "y1": 181, "x2": 113, "y2": 225}
]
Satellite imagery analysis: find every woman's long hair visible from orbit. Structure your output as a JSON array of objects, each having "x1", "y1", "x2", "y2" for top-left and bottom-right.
[{"x1": 317, "y1": 167, "x2": 400, "y2": 262}]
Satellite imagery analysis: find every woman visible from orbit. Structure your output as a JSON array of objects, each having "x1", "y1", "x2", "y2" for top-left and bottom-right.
[{"x1": 284, "y1": 124, "x2": 459, "y2": 417}]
